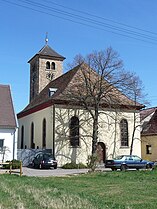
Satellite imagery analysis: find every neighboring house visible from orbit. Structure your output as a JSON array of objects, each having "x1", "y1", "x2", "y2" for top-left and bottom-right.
[
  {"x1": 17, "y1": 43, "x2": 143, "y2": 166},
  {"x1": 0, "y1": 84, "x2": 17, "y2": 162},
  {"x1": 141, "y1": 107, "x2": 157, "y2": 161}
]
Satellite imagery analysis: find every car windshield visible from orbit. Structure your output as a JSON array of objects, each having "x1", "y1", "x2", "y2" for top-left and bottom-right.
[
  {"x1": 114, "y1": 155, "x2": 124, "y2": 160},
  {"x1": 43, "y1": 153, "x2": 54, "y2": 160}
]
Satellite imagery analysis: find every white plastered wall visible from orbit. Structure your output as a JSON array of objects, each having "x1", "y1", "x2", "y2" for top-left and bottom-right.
[
  {"x1": 54, "y1": 106, "x2": 141, "y2": 166},
  {"x1": 18, "y1": 105, "x2": 141, "y2": 166},
  {"x1": 18, "y1": 106, "x2": 53, "y2": 149},
  {"x1": 0, "y1": 128, "x2": 17, "y2": 162},
  {"x1": 55, "y1": 107, "x2": 93, "y2": 166},
  {"x1": 98, "y1": 109, "x2": 141, "y2": 159}
]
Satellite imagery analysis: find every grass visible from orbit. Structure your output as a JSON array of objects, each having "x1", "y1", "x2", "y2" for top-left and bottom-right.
[{"x1": 0, "y1": 170, "x2": 157, "y2": 208}]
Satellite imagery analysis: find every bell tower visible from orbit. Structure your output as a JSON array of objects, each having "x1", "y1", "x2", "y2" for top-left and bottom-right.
[{"x1": 28, "y1": 40, "x2": 65, "y2": 102}]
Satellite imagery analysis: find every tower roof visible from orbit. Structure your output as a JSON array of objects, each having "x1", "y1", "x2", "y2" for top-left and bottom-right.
[{"x1": 28, "y1": 45, "x2": 65, "y2": 63}]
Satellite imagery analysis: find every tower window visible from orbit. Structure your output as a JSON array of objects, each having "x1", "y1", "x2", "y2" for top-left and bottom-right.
[
  {"x1": 51, "y1": 62, "x2": 55, "y2": 70},
  {"x1": 46, "y1": 61, "x2": 50, "y2": 69}
]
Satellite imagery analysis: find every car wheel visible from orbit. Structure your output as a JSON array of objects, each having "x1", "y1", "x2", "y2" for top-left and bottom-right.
[
  {"x1": 146, "y1": 164, "x2": 152, "y2": 169},
  {"x1": 120, "y1": 164, "x2": 127, "y2": 171},
  {"x1": 34, "y1": 163, "x2": 38, "y2": 169},
  {"x1": 54, "y1": 165, "x2": 57, "y2": 169}
]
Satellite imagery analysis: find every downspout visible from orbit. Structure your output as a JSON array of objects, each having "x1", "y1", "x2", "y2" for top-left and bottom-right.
[
  {"x1": 12, "y1": 128, "x2": 16, "y2": 160},
  {"x1": 52, "y1": 104, "x2": 55, "y2": 158}
]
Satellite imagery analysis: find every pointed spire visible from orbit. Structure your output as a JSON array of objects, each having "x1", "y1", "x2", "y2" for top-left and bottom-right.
[{"x1": 45, "y1": 32, "x2": 48, "y2": 45}]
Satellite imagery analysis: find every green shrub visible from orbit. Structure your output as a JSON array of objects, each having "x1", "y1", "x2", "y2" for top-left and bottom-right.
[
  {"x1": 87, "y1": 154, "x2": 98, "y2": 172},
  {"x1": 3, "y1": 160, "x2": 21, "y2": 169},
  {"x1": 62, "y1": 162, "x2": 87, "y2": 169}
]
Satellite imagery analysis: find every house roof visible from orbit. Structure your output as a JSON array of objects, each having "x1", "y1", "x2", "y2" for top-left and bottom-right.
[
  {"x1": 28, "y1": 45, "x2": 66, "y2": 63},
  {"x1": 17, "y1": 63, "x2": 144, "y2": 118},
  {"x1": 0, "y1": 85, "x2": 17, "y2": 128},
  {"x1": 141, "y1": 107, "x2": 157, "y2": 136},
  {"x1": 140, "y1": 107, "x2": 157, "y2": 121}
]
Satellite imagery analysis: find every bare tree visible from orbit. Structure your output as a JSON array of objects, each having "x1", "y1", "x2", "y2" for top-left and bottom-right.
[
  {"x1": 122, "y1": 74, "x2": 147, "y2": 155},
  {"x1": 65, "y1": 47, "x2": 144, "y2": 155}
]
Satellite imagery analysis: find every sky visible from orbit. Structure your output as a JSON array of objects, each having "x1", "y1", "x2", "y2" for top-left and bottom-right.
[{"x1": 0, "y1": 0, "x2": 157, "y2": 113}]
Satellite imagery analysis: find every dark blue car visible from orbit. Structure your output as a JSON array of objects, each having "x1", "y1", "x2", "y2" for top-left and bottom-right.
[
  {"x1": 105, "y1": 155, "x2": 154, "y2": 171},
  {"x1": 32, "y1": 152, "x2": 57, "y2": 169}
]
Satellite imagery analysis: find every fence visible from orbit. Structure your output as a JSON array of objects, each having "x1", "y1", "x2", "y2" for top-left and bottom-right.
[{"x1": 0, "y1": 161, "x2": 23, "y2": 177}]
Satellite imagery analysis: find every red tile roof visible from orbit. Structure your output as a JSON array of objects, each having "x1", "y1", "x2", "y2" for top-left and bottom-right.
[
  {"x1": 140, "y1": 107, "x2": 157, "y2": 121},
  {"x1": 141, "y1": 108, "x2": 157, "y2": 136},
  {"x1": 17, "y1": 63, "x2": 144, "y2": 118},
  {"x1": 0, "y1": 85, "x2": 17, "y2": 128}
]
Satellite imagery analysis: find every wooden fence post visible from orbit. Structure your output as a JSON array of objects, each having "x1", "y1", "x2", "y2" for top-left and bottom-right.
[
  {"x1": 9, "y1": 162, "x2": 12, "y2": 174},
  {"x1": 20, "y1": 161, "x2": 22, "y2": 177}
]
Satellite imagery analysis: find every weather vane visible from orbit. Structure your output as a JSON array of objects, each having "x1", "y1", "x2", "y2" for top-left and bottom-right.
[{"x1": 45, "y1": 32, "x2": 48, "y2": 45}]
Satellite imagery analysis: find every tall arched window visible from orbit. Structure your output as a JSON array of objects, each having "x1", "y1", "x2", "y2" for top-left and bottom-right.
[
  {"x1": 21, "y1": 126, "x2": 24, "y2": 149},
  {"x1": 46, "y1": 61, "x2": 50, "y2": 69},
  {"x1": 120, "y1": 119, "x2": 128, "y2": 147},
  {"x1": 69, "y1": 116, "x2": 80, "y2": 147},
  {"x1": 31, "y1": 122, "x2": 35, "y2": 148},
  {"x1": 42, "y1": 118, "x2": 46, "y2": 148},
  {"x1": 51, "y1": 62, "x2": 55, "y2": 70}
]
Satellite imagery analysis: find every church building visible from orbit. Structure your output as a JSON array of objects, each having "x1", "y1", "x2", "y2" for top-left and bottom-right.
[{"x1": 17, "y1": 42, "x2": 143, "y2": 166}]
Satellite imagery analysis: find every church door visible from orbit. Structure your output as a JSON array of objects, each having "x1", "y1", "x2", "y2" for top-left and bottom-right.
[{"x1": 96, "y1": 142, "x2": 106, "y2": 163}]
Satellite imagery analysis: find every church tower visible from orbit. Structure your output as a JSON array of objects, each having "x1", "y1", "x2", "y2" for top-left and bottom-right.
[{"x1": 28, "y1": 41, "x2": 65, "y2": 102}]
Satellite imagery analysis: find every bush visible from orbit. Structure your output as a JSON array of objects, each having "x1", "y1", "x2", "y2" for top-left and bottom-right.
[
  {"x1": 3, "y1": 160, "x2": 21, "y2": 169},
  {"x1": 62, "y1": 162, "x2": 87, "y2": 169},
  {"x1": 87, "y1": 154, "x2": 98, "y2": 172}
]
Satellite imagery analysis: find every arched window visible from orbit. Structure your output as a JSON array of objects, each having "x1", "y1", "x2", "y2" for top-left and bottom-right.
[
  {"x1": 46, "y1": 61, "x2": 50, "y2": 69},
  {"x1": 51, "y1": 62, "x2": 55, "y2": 70},
  {"x1": 120, "y1": 119, "x2": 128, "y2": 147},
  {"x1": 31, "y1": 122, "x2": 35, "y2": 148},
  {"x1": 69, "y1": 116, "x2": 80, "y2": 147},
  {"x1": 21, "y1": 126, "x2": 24, "y2": 149},
  {"x1": 42, "y1": 118, "x2": 46, "y2": 148}
]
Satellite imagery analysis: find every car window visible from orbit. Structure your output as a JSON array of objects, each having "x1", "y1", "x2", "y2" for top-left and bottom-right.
[
  {"x1": 114, "y1": 156, "x2": 123, "y2": 160},
  {"x1": 36, "y1": 153, "x2": 42, "y2": 159},
  {"x1": 133, "y1": 156, "x2": 141, "y2": 161},
  {"x1": 125, "y1": 157, "x2": 133, "y2": 161},
  {"x1": 43, "y1": 154, "x2": 54, "y2": 160}
]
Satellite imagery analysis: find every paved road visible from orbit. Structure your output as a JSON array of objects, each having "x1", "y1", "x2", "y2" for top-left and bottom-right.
[
  {"x1": 22, "y1": 166, "x2": 109, "y2": 177},
  {"x1": 0, "y1": 165, "x2": 110, "y2": 177},
  {"x1": 22, "y1": 167, "x2": 89, "y2": 177}
]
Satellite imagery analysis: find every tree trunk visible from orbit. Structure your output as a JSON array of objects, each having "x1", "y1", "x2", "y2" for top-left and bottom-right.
[
  {"x1": 130, "y1": 112, "x2": 136, "y2": 155},
  {"x1": 112, "y1": 113, "x2": 117, "y2": 158},
  {"x1": 130, "y1": 128, "x2": 135, "y2": 155},
  {"x1": 92, "y1": 110, "x2": 99, "y2": 154}
]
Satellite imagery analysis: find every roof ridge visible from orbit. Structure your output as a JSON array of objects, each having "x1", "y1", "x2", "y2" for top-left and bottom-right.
[{"x1": 28, "y1": 44, "x2": 65, "y2": 63}]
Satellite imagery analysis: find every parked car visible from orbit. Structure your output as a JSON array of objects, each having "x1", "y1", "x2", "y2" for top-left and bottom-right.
[
  {"x1": 32, "y1": 152, "x2": 57, "y2": 169},
  {"x1": 105, "y1": 155, "x2": 154, "y2": 171}
]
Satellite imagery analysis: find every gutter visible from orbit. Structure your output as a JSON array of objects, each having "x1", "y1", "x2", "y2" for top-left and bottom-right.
[{"x1": 52, "y1": 104, "x2": 55, "y2": 158}]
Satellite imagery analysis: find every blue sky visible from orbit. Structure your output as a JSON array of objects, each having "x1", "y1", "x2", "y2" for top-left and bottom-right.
[{"x1": 0, "y1": 0, "x2": 157, "y2": 113}]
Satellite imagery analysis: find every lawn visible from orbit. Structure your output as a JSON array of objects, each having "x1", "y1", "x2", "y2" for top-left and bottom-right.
[{"x1": 0, "y1": 170, "x2": 157, "y2": 209}]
